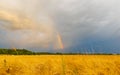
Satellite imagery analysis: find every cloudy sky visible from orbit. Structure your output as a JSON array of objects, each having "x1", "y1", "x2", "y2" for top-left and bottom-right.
[{"x1": 0, "y1": 0, "x2": 120, "y2": 53}]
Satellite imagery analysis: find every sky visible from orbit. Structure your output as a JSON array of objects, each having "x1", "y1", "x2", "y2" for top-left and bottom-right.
[{"x1": 0, "y1": 0, "x2": 120, "y2": 53}]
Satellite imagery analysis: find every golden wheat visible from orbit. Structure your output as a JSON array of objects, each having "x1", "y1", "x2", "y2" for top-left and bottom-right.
[{"x1": 0, "y1": 55, "x2": 119, "y2": 75}]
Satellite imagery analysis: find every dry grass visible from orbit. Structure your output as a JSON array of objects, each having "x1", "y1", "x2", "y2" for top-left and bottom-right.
[{"x1": 0, "y1": 55, "x2": 119, "y2": 75}]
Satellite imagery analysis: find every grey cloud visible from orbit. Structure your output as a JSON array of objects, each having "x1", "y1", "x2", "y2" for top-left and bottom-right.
[
  {"x1": 40, "y1": 0, "x2": 120, "y2": 47},
  {"x1": 0, "y1": 0, "x2": 120, "y2": 50}
]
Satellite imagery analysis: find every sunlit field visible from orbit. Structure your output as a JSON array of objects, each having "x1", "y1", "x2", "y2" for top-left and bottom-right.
[{"x1": 0, "y1": 55, "x2": 119, "y2": 75}]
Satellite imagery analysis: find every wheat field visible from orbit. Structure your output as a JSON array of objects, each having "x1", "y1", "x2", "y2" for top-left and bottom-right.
[{"x1": 0, "y1": 55, "x2": 119, "y2": 75}]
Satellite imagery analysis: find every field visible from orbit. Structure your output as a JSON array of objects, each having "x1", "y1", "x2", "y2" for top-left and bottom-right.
[{"x1": 0, "y1": 55, "x2": 119, "y2": 75}]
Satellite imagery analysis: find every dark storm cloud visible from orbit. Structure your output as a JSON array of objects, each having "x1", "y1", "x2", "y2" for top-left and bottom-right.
[{"x1": 41, "y1": 0, "x2": 120, "y2": 48}]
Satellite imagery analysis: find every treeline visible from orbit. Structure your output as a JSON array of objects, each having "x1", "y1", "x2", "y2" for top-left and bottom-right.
[
  {"x1": 0, "y1": 49, "x2": 61, "y2": 55},
  {"x1": 0, "y1": 48, "x2": 119, "y2": 55},
  {"x1": 0, "y1": 49, "x2": 34, "y2": 55}
]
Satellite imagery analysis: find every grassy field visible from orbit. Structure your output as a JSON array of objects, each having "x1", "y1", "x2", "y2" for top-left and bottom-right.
[{"x1": 0, "y1": 55, "x2": 119, "y2": 75}]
